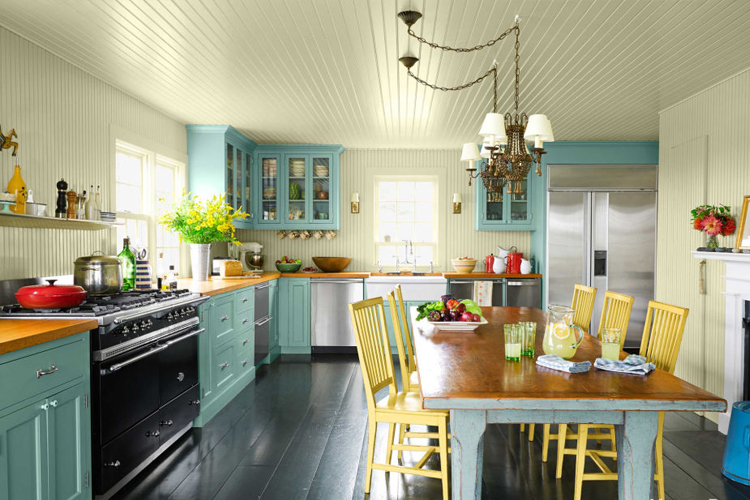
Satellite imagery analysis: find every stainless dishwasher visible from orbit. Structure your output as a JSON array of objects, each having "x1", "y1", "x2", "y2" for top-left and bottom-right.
[
  {"x1": 504, "y1": 278, "x2": 542, "y2": 309},
  {"x1": 311, "y1": 278, "x2": 364, "y2": 352},
  {"x1": 254, "y1": 282, "x2": 271, "y2": 364}
]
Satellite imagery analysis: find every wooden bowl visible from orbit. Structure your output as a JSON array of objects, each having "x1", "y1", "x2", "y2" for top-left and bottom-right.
[{"x1": 312, "y1": 257, "x2": 352, "y2": 273}]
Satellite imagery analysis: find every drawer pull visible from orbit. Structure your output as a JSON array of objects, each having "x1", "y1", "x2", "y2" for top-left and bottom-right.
[
  {"x1": 242, "y1": 297, "x2": 249, "y2": 303},
  {"x1": 220, "y1": 361, "x2": 230, "y2": 369},
  {"x1": 242, "y1": 359, "x2": 249, "y2": 366},
  {"x1": 189, "y1": 399, "x2": 201, "y2": 406},
  {"x1": 242, "y1": 339, "x2": 250, "y2": 345},
  {"x1": 36, "y1": 364, "x2": 58, "y2": 379},
  {"x1": 104, "y1": 461, "x2": 121, "y2": 468},
  {"x1": 145, "y1": 430, "x2": 160, "y2": 438},
  {"x1": 242, "y1": 318, "x2": 249, "y2": 324},
  {"x1": 176, "y1": 372, "x2": 185, "y2": 382},
  {"x1": 221, "y1": 315, "x2": 229, "y2": 322},
  {"x1": 160, "y1": 420, "x2": 174, "y2": 427}
]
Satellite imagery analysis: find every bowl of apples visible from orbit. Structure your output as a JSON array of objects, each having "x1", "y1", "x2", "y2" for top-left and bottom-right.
[
  {"x1": 415, "y1": 295, "x2": 487, "y2": 331},
  {"x1": 275, "y1": 256, "x2": 302, "y2": 273}
]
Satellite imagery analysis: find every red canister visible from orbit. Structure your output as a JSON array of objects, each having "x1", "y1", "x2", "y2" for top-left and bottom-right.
[{"x1": 504, "y1": 251, "x2": 523, "y2": 274}]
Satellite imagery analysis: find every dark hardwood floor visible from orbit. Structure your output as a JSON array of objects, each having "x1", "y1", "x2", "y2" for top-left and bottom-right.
[{"x1": 111, "y1": 355, "x2": 750, "y2": 500}]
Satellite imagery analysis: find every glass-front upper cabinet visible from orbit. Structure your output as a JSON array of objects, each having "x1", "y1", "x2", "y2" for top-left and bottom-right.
[
  {"x1": 258, "y1": 154, "x2": 281, "y2": 225},
  {"x1": 287, "y1": 156, "x2": 307, "y2": 223},
  {"x1": 186, "y1": 125, "x2": 258, "y2": 229},
  {"x1": 311, "y1": 155, "x2": 332, "y2": 224},
  {"x1": 475, "y1": 169, "x2": 534, "y2": 231}
]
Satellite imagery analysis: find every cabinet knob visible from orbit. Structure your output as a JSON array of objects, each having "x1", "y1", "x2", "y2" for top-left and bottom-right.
[
  {"x1": 104, "y1": 461, "x2": 121, "y2": 468},
  {"x1": 220, "y1": 362, "x2": 230, "y2": 369},
  {"x1": 189, "y1": 399, "x2": 201, "y2": 406},
  {"x1": 242, "y1": 297, "x2": 249, "y2": 303},
  {"x1": 242, "y1": 359, "x2": 249, "y2": 366},
  {"x1": 49, "y1": 400, "x2": 58, "y2": 408},
  {"x1": 242, "y1": 339, "x2": 249, "y2": 345},
  {"x1": 221, "y1": 315, "x2": 229, "y2": 322},
  {"x1": 242, "y1": 318, "x2": 249, "y2": 324},
  {"x1": 145, "y1": 430, "x2": 160, "y2": 438},
  {"x1": 160, "y1": 420, "x2": 174, "y2": 427},
  {"x1": 40, "y1": 402, "x2": 49, "y2": 411},
  {"x1": 176, "y1": 372, "x2": 185, "y2": 382},
  {"x1": 36, "y1": 364, "x2": 58, "y2": 379}
]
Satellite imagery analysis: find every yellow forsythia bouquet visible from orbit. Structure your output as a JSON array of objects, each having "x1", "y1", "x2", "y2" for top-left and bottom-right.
[{"x1": 159, "y1": 192, "x2": 248, "y2": 245}]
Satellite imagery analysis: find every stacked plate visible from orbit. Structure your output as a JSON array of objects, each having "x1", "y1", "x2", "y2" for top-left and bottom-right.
[
  {"x1": 263, "y1": 159, "x2": 277, "y2": 177},
  {"x1": 135, "y1": 260, "x2": 152, "y2": 290},
  {"x1": 290, "y1": 159, "x2": 305, "y2": 177},
  {"x1": 263, "y1": 187, "x2": 276, "y2": 200},
  {"x1": 313, "y1": 165, "x2": 329, "y2": 177}
]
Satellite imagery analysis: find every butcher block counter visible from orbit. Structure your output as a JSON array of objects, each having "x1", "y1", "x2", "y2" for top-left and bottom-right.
[
  {"x1": 443, "y1": 272, "x2": 543, "y2": 279},
  {"x1": 177, "y1": 272, "x2": 282, "y2": 297},
  {"x1": 0, "y1": 318, "x2": 98, "y2": 355}
]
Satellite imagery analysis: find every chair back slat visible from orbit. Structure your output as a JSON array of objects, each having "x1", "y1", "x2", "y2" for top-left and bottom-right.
[
  {"x1": 597, "y1": 291, "x2": 635, "y2": 345},
  {"x1": 572, "y1": 284, "x2": 598, "y2": 333},
  {"x1": 394, "y1": 285, "x2": 417, "y2": 373},
  {"x1": 349, "y1": 298, "x2": 397, "y2": 407},
  {"x1": 388, "y1": 290, "x2": 413, "y2": 392},
  {"x1": 638, "y1": 300, "x2": 689, "y2": 374}
]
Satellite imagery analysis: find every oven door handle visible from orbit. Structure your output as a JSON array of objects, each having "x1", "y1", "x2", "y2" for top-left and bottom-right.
[
  {"x1": 104, "y1": 344, "x2": 170, "y2": 374},
  {"x1": 165, "y1": 328, "x2": 205, "y2": 346}
]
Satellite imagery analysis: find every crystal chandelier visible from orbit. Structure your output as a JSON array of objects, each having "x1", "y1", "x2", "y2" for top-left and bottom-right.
[{"x1": 397, "y1": 12, "x2": 554, "y2": 199}]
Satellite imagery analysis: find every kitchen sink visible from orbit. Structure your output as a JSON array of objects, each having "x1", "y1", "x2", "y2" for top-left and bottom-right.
[{"x1": 366, "y1": 275, "x2": 447, "y2": 301}]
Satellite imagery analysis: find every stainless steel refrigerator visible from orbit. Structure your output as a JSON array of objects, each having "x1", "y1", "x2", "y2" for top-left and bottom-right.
[{"x1": 546, "y1": 165, "x2": 657, "y2": 349}]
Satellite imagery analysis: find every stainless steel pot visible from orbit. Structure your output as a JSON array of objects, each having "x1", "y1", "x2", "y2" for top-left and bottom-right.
[{"x1": 74, "y1": 252, "x2": 123, "y2": 296}]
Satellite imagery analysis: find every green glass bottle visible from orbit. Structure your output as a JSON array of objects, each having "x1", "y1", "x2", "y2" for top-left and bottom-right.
[{"x1": 118, "y1": 237, "x2": 137, "y2": 291}]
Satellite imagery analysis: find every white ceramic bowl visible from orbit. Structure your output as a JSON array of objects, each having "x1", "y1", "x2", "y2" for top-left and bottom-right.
[{"x1": 451, "y1": 258, "x2": 477, "y2": 273}]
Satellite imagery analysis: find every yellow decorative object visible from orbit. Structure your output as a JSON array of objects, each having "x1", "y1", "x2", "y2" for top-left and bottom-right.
[
  {"x1": 7, "y1": 165, "x2": 27, "y2": 215},
  {"x1": 349, "y1": 297, "x2": 450, "y2": 500},
  {"x1": 0, "y1": 127, "x2": 19, "y2": 156}
]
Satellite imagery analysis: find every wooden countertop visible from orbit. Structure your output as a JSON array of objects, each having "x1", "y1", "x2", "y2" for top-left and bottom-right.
[
  {"x1": 443, "y1": 272, "x2": 543, "y2": 279},
  {"x1": 0, "y1": 319, "x2": 98, "y2": 356},
  {"x1": 281, "y1": 272, "x2": 370, "y2": 278},
  {"x1": 177, "y1": 272, "x2": 281, "y2": 297}
]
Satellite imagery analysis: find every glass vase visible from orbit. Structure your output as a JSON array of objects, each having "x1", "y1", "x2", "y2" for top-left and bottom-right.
[{"x1": 706, "y1": 235, "x2": 719, "y2": 249}]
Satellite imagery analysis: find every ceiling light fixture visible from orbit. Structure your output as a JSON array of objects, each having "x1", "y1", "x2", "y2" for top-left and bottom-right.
[{"x1": 398, "y1": 12, "x2": 553, "y2": 198}]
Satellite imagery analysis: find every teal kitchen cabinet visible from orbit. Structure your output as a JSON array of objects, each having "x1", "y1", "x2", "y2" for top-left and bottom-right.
[
  {"x1": 186, "y1": 125, "x2": 258, "y2": 229},
  {"x1": 475, "y1": 173, "x2": 535, "y2": 231},
  {"x1": 267, "y1": 279, "x2": 280, "y2": 362},
  {"x1": 254, "y1": 145, "x2": 344, "y2": 230},
  {"x1": 278, "y1": 278, "x2": 311, "y2": 354},
  {"x1": 0, "y1": 333, "x2": 91, "y2": 500}
]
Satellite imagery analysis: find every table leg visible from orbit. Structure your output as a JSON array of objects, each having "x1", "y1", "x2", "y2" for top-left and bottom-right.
[
  {"x1": 450, "y1": 409, "x2": 487, "y2": 500},
  {"x1": 615, "y1": 411, "x2": 659, "y2": 500}
]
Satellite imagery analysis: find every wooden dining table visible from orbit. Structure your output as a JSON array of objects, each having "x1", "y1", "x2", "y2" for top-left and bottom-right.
[{"x1": 411, "y1": 306, "x2": 726, "y2": 500}]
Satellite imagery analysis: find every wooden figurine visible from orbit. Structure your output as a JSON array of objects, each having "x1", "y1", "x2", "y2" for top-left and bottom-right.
[{"x1": 0, "y1": 127, "x2": 19, "y2": 156}]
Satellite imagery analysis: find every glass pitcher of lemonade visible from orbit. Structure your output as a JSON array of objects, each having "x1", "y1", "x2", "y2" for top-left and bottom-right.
[{"x1": 542, "y1": 305, "x2": 585, "y2": 359}]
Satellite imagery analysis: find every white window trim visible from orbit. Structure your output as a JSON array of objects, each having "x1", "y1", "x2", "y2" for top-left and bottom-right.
[{"x1": 372, "y1": 174, "x2": 441, "y2": 269}]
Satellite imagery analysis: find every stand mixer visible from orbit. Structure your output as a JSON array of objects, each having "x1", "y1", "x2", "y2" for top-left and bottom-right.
[{"x1": 235, "y1": 242, "x2": 264, "y2": 272}]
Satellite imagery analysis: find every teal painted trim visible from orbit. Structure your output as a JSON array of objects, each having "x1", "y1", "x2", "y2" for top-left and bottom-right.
[
  {"x1": 486, "y1": 410, "x2": 624, "y2": 425},
  {"x1": 280, "y1": 346, "x2": 312, "y2": 355},
  {"x1": 267, "y1": 346, "x2": 281, "y2": 364},
  {"x1": 255, "y1": 144, "x2": 345, "y2": 155},
  {"x1": 528, "y1": 141, "x2": 659, "y2": 308},
  {"x1": 425, "y1": 397, "x2": 724, "y2": 412},
  {"x1": 193, "y1": 366, "x2": 255, "y2": 428}
]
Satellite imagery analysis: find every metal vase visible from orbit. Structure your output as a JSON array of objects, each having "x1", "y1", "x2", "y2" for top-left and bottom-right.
[{"x1": 190, "y1": 243, "x2": 211, "y2": 281}]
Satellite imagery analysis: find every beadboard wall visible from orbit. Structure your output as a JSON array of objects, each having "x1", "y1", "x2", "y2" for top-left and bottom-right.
[
  {"x1": 237, "y1": 149, "x2": 531, "y2": 272},
  {"x1": 657, "y1": 67, "x2": 750, "y2": 420},
  {"x1": 0, "y1": 26, "x2": 186, "y2": 280}
]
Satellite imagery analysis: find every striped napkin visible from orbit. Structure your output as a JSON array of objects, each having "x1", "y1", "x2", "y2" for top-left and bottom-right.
[
  {"x1": 594, "y1": 355, "x2": 656, "y2": 375},
  {"x1": 473, "y1": 281, "x2": 493, "y2": 306},
  {"x1": 536, "y1": 354, "x2": 592, "y2": 374}
]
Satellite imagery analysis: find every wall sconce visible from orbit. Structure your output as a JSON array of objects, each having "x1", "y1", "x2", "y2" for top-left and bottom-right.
[
  {"x1": 351, "y1": 192, "x2": 360, "y2": 214},
  {"x1": 452, "y1": 193, "x2": 462, "y2": 214}
]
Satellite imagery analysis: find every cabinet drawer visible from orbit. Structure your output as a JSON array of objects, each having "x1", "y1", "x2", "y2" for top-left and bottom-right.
[
  {"x1": 236, "y1": 309, "x2": 254, "y2": 332},
  {"x1": 0, "y1": 337, "x2": 87, "y2": 412},
  {"x1": 236, "y1": 344, "x2": 254, "y2": 376},
  {"x1": 237, "y1": 331, "x2": 253, "y2": 352},
  {"x1": 211, "y1": 296, "x2": 235, "y2": 345},
  {"x1": 235, "y1": 287, "x2": 254, "y2": 314},
  {"x1": 212, "y1": 342, "x2": 236, "y2": 393}
]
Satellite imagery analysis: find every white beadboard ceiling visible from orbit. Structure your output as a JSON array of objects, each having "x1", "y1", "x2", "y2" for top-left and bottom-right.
[{"x1": 2, "y1": 0, "x2": 750, "y2": 148}]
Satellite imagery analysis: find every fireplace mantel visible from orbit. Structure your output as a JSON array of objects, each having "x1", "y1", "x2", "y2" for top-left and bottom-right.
[{"x1": 693, "y1": 251, "x2": 750, "y2": 433}]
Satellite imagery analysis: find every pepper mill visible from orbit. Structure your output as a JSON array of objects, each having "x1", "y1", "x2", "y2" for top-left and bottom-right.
[
  {"x1": 55, "y1": 179, "x2": 68, "y2": 218},
  {"x1": 66, "y1": 188, "x2": 77, "y2": 219}
]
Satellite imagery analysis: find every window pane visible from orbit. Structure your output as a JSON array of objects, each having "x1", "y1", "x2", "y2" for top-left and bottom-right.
[
  {"x1": 379, "y1": 182, "x2": 397, "y2": 201},
  {"x1": 116, "y1": 184, "x2": 143, "y2": 213},
  {"x1": 415, "y1": 246, "x2": 434, "y2": 263},
  {"x1": 378, "y1": 223, "x2": 397, "y2": 242},
  {"x1": 397, "y1": 225, "x2": 414, "y2": 241},
  {"x1": 160, "y1": 248, "x2": 180, "y2": 274},
  {"x1": 397, "y1": 182, "x2": 415, "y2": 201},
  {"x1": 414, "y1": 182, "x2": 433, "y2": 201},
  {"x1": 156, "y1": 165, "x2": 175, "y2": 194},
  {"x1": 414, "y1": 202, "x2": 433, "y2": 222},
  {"x1": 414, "y1": 223, "x2": 433, "y2": 242},
  {"x1": 116, "y1": 152, "x2": 143, "y2": 186},
  {"x1": 378, "y1": 246, "x2": 398, "y2": 263},
  {"x1": 379, "y1": 202, "x2": 396, "y2": 222},
  {"x1": 397, "y1": 203, "x2": 414, "y2": 222}
]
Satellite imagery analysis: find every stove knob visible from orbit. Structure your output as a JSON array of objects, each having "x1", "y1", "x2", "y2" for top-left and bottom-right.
[
  {"x1": 141, "y1": 320, "x2": 149, "y2": 329},
  {"x1": 147, "y1": 319, "x2": 153, "y2": 327},
  {"x1": 167, "y1": 312, "x2": 174, "y2": 320},
  {"x1": 122, "y1": 326, "x2": 129, "y2": 335},
  {"x1": 132, "y1": 324, "x2": 139, "y2": 332}
]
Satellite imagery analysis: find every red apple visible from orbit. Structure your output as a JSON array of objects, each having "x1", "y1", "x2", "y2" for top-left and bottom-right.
[
  {"x1": 472, "y1": 314, "x2": 481, "y2": 322},
  {"x1": 460, "y1": 312, "x2": 474, "y2": 322}
]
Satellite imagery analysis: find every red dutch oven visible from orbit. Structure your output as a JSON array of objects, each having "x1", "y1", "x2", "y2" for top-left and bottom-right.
[{"x1": 15, "y1": 280, "x2": 87, "y2": 309}]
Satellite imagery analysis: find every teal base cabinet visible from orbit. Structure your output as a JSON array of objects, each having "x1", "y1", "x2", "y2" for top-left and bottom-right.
[
  {"x1": 0, "y1": 333, "x2": 91, "y2": 500},
  {"x1": 278, "y1": 278, "x2": 311, "y2": 354},
  {"x1": 194, "y1": 287, "x2": 257, "y2": 427}
]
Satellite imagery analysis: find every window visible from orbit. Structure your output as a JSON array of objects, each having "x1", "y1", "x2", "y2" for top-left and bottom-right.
[
  {"x1": 115, "y1": 140, "x2": 184, "y2": 272},
  {"x1": 374, "y1": 176, "x2": 438, "y2": 267}
]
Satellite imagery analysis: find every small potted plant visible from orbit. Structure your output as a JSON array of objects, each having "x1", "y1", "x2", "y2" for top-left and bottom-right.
[
  {"x1": 159, "y1": 193, "x2": 248, "y2": 280},
  {"x1": 691, "y1": 204, "x2": 736, "y2": 250}
]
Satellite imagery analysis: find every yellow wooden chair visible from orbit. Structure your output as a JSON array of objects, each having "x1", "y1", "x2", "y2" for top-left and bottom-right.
[
  {"x1": 349, "y1": 297, "x2": 451, "y2": 499},
  {"x1": 549, "y1": 291, "x2": 635, "y2": 477},
  {"x1": 570, "y1": 300, "x2": 689, "y2": 500},
  {"x1": 536, "y1": 284, "x2": 599, "y2": 451},
  {"x1": 391, "y1": 285, "x2": 419, "y2": 393}
]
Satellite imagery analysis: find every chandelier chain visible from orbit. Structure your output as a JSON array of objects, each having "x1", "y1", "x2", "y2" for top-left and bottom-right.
[
  {"x1": 407, "y1": 65, "x2": 497, "y2": 93},
  {"x1": 406, "y1": 25, "x2": 518, "y2": 53},
  {"x1": 514, "y1": 25, "x2": 521, "y2": 113}
]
